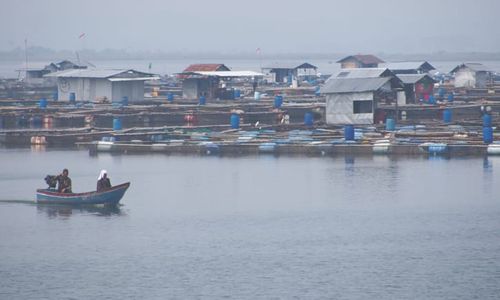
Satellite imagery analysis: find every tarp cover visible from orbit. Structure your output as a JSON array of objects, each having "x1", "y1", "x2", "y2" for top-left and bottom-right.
[{"x1": 326, "y1": 92, "x2": 374, "y2": 125}]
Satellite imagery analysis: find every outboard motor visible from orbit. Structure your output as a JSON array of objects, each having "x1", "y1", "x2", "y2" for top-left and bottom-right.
[{"x1": 44, "y1": 175, "x2": 57, "y2": 189}]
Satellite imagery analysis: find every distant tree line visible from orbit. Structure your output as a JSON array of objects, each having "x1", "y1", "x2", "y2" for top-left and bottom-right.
[{"x1": 1, "y1": 46, "x2": 500, "y2": 62}]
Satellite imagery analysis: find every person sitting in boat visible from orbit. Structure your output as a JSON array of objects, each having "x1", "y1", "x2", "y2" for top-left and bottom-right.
[
  {"x1": 56, "y1": 169, "x2": 72, "y2": 193},
  {"x1": 96, "y1": 170, "x2": 112, "y2": 192}
]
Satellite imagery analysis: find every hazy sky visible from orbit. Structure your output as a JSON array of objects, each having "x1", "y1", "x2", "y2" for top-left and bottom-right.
[{"x1": 1, "y1": 0, "x2": 499, "y2": 53}]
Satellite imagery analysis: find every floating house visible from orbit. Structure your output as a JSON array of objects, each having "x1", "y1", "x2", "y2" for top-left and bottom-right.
[
  {"x1": 180, "y1": 71, "x2": 263, "y2": 100},
  {"x1": 383, "y1": 61, "x2": 435, "y2": 74},
  {"x1": 45, "y1": 69, "x2": 159, "y2": 102},
  {"x1": 17, "y1": 64, "x2": 52, "y2": 83},
  {"x1": 337, "y1": 54, "x2": 385, "y2": 69},
  {"x1": 451, "y1": 63, "x2": 492, "y2": 88},
  {"x1": 49, "y1": 60, "x2": 87, "y2": 71},
  {"x1": 17, "y1": 60, "x2": 87, "y2": 84},
  {"x1": 179, "y1": 63, "x2": 263, "y2": 100},
  {"x1": 397, "y1": 74, "x2": 436, "y2": 104},
  {"x1": 261, "y1": 62, "x2": 318, "y2": 84},
  {"x1": 322, "y1": 74, "x2": 402, "y2": 125},
  {"x1": 179, "y1": 64, "x2": 231, "y2": 99}
]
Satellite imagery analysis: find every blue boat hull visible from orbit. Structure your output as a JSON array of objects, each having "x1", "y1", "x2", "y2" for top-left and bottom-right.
[{"x1": 36, "y1": 182, "x2": 130, "y2": 205}]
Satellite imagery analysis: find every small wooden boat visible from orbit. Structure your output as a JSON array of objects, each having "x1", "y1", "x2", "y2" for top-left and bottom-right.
[{"x1": 36, "y1": 182, "x2": 130, "y2": 205}]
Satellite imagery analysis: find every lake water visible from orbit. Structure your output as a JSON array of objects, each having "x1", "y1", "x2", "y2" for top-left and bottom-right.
[{"x1": 1, "y1": 149, "x2": 500, "y2": 299}]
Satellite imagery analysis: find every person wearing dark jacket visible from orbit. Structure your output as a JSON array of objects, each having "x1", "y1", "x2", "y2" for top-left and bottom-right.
[
  {"x1": 96, "y1": 170, "x2": 112, "y2": 192},
  {"x1": 56, "y1": 169, "x2": 72, "y2": 193}
]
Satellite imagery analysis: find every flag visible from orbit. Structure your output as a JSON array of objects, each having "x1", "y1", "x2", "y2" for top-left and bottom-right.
[
  {"x1": 78, "y1": 33, "x2": 86, "y2": 39},
  {"x1": 256, "y1": 47, "x2": 261, "y2": 54}
]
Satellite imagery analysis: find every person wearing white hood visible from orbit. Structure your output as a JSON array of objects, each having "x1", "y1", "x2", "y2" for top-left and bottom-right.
[{"x1": 96, "y1": 169, "x2": 112, "y2": 192}]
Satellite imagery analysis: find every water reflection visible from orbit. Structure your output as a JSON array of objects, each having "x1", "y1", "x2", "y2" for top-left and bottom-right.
[
  {"x1": 31, "y1": 144, "x2": 47, "y2": 152},
  {"x1": 426, "y1": 154, "x2": 450, "y2": 161},
  {"x1": 481, "y1": 156, "x2": 494, "y2": 197},
  {"x1": 482, "y1": 157, "x2": 493, "y2": 172},
  {"x1": 37, "y1": 204, "x2": 124, "y2": 218},
  {"x1": 344, "y1": 156, "x2": 355, "y2": 173},
  {"x1": 379, "y1": 156, "x2": 400, "y2": 193}
]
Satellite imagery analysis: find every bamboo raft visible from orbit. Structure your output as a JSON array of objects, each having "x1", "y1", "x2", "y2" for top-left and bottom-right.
[{"x1": 1, "y1": 94, "x2": 500, "y2": 157}]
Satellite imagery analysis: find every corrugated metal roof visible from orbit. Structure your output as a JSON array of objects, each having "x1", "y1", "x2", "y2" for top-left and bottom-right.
[
  {"x1": 45, "y1": 69, "x2": 126, "y2": 78},
  {"x1": 334, "y1": 68, "x2": 392, "y2": 78},
  {"x1": 383, "y1": 61, "x2": 435, "y2": 71},
  {"x1": 108, "y1": 76, "x2": 161, "y2": 82},
  {"x1": 52, "y1": 60, "x2": 88, "y2": 70},
  {"x1": 450, "y1": 63, "x2": 491, "y2": 73},
  {"x1": 183, "y1": 64, "x2": 230, "y2": 72},
  {"x1": 397, "y1": 74, "x2": 435, "y2": 84},
  {"x1": 321, "y1": 77, "x2": 392, "y2": 94},
  {"x1": 44, "y1": 69, "x2": 157, "y2": 79},
  {"x1": 337, "y1": 54, "x2": 385, "y2": 64}
]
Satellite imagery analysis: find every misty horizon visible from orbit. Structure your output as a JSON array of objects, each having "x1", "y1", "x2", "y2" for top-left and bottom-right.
[
  {"x1": 1, "y1": 0, "x2": 499, "y2": 54},
  {"x1": 2, "y1": 46, "x2": 500, "y2": 63}
]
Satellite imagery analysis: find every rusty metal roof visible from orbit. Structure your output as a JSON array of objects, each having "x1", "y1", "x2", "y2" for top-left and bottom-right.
[
  {"x1": 183, "y1": 71, "x2": 263, "y2": 77},
  {"x1": 337, "y1": 54, "x2": 385, "y2": 65},
  {"x1": 183, "y1": 64, "x2": 230, "y2": 72}
]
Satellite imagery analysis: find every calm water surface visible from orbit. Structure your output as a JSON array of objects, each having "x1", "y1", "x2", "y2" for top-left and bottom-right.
[{"x1": 1, "y1": 149, "x2": 500, "y2": 299}]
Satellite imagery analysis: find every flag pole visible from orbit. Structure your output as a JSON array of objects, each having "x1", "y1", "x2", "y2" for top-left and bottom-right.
[
  {"x1": 24, "y1": 38, "x2": 29, "y2": 83},
  {"x1": 77, "y1": 33, "x2": 86, "y2": 65},
  {"x1": 256, "y1": 47, "x2": 262, "y2": 71}
]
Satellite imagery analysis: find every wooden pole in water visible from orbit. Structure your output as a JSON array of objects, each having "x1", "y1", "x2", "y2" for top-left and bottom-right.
[{"x1": 395, "y1": 89, "x2": 399, "y2": 126}]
